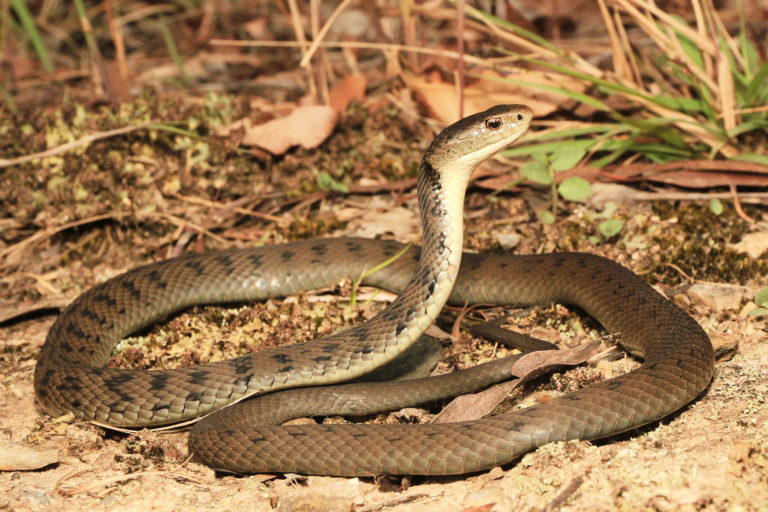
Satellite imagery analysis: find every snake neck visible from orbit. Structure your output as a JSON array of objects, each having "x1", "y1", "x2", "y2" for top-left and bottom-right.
[
  {"x1": 375, "y1": 158, "x2": 469, "y2": 347},
  {"x1": 417, "y1": 158, "x2": 467, "y2": 290}
]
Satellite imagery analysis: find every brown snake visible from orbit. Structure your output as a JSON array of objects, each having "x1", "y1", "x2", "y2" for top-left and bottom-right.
[{"x1": 35, "y1": 105, "x2": 714, "y2": 476}]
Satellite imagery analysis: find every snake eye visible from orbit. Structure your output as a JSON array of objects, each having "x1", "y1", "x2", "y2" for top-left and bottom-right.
[{"x1": 485, "y1": 117, "x2": 502, "y2": 131}]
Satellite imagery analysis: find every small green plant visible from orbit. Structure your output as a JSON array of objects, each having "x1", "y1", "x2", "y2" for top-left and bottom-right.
[
  {"x1": 709, "y1": 199, "x2": 724, "y2": 216},
  {"x1": 316, "y1": 171, "x2": 348, "y2": 193},
  {"x1": 598, "y1": 219, "x2": 623, "y2": 238},
  {"x1": 473, "y1": 0, "x2": 767, "y2": 167},
  {"x1": 519, "y1": 141, "x2": 593, "y2": 222},
  {"x1": 750, "y1": 287, "x2": 768, "y2": 317}
]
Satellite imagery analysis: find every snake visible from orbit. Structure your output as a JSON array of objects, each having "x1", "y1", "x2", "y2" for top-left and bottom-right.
[{"x1": 34, "y1": 104, "x2": 715, "y2": 476}]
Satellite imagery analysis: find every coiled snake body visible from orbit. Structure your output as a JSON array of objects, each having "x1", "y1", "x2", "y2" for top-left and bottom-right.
[{"x1": 35, "y1": 105, "x2": 714, "y2": 476}]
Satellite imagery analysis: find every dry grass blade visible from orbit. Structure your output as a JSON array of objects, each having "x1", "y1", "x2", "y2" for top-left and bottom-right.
[
  {"x1": 299, "y1": 0, "x2": 354, "y2": 68},
  {"x1": 597, "y1": 0, "x2": 632, "y2": 84},
  {"x1": 209, "y1": 39, "x2": 491, "y2": 66}
]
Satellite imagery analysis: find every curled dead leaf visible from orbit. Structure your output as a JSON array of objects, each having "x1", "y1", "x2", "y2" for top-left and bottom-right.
[
  {"x1": 433, "y1": 341, "x2": 601, "y2": 424},
  {"x1": 223, "y1": 106, "x2": 339, "y2": 155}
]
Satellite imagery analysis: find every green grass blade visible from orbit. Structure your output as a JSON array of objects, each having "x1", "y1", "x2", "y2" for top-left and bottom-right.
[
  {"x1": 10, "y1": 0, "x2": 53, "y2": 72},
  {"x1": 590, "y1": 132, "x2": 639, "y2": 168},
  {"x1": 502, "y1": 139, "x2": 595, "y2": 158},
  {"x1": 744, "y1": 61, "x2": 768, "y2": 106},
  {"x1": 727, "y1": 119, "x2": 768, "y2": 138},
  {"x1": 523, "y1": 125, "x2": 622, "y2": 142},
  {"x1": 72, "y1": 0, "x2": 103, "y2": 65},
  {"x1": 350, "y1": 242, "x2": 413, "y2": 306},
  {"x1": 462, "y1": 3, "x2": 562, "y2": 55},
  {"x1": 472, "y1": 71, "x2": 611, "y2": 112},
  {"x1": 670, "y1": 16, "x2": 705, "y2": 70},
  {"x1": 503, "y1": 52, "x2": 658, "y2": 105},
  {"x1": 731, "y1": 153, "x2": 768, "y2": 166},
  {"x1": 159, "y1": 17, "x2": 190, "y2": 85}
]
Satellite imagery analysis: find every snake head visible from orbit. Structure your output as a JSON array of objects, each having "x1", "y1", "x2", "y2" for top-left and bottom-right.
[{"x1": 424, "y1": 104, "x2": 533, "y2": 175}]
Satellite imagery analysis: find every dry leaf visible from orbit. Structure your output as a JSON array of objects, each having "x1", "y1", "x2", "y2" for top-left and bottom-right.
[
  {"x1": 406, "y1": 69, "x2": 588, "y2": 123},
  {"x1": 432, "y1": 341, "x2": 600, "y2": 424},
  {"x1": 329, "y1": 74, "x2": 367, "y2": 113},
  {"x1": 0, "y1": 440, "x2": 59, "y2": 471},
  {"x1": 233, "y1": 106, "x2": 338, "y2": 155}
]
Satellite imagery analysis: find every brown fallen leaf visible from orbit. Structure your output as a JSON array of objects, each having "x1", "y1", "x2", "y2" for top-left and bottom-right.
[
  {"x1": 224, "y1": 105, "x2": 339, "y2": 155},
  {"x1": 0, "y1": 440, "x2": 59, "y2": 471},
  {"x1": 329, "y1": 74, "x2": 367, "y2": 113},
  {"x1": 598, "y1": 160, "x2": 768, "y2": 189},
  {"x1": 432, "y1": 341, "x2": 601, "y2": 424},
  {"x1": 406, "y1": 69, "x2": 588, "y2": 123},
  {"x1": 637, "y1": 170, "x2": 768, "y2": 188}
]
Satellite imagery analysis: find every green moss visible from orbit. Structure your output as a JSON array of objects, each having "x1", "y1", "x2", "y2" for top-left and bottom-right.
[
  {"x1": 649, "y1": 202, "x2": 765, "y2": 284},
  {"x1": 285, "y1": 217, "x2": 346, "y2": 240}
]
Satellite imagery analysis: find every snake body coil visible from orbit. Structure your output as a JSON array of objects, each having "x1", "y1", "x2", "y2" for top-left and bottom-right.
[{"x1": 35, "y1": 105, "x2": 714, "y2": 476}]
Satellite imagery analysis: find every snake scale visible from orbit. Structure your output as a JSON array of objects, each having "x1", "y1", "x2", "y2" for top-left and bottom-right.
[{"x1": 35, "y1": 105, "x2": 714, "y2": 476}]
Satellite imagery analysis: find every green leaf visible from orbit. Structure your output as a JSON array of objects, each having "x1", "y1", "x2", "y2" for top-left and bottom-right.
[
  {"x1": 520, "y1": 161, "x2": 552, "y2": 185},
  {"x1": 739, "y1": 24, "x2": 758, "y2": 75},
  {"x1": 731, "y1": 153, "x2": 768, "y2": 166},
  {"x1": 744, "y1": 61, "x2": 768, "y2": 106},
  {"x1": 756, "y1": 287, "x2": 768, "y2": 307},
  {"x1": 709, "y1": 199, "x2": 723, "y2": 216},
  {"x1": 551, "y1": 146, "x2": 587, "y2": 171},
  {"x1": 651, "y1": 94, "x2": 706, "y2": 114},
  {"x1": 317, "y1": 171, "x2": 348, "y2": 193},
  {"x1": 501, "y1": 54, "x2": 670, "y2": 111},
  {"x1": 539, "y1": 210, "x2": 555, "y2": 224},
  {"x1": 615, "y1": 115, "x2": 688, "y2": 149},
  {"x1": 11, "y1": 0, "x2": 53, "y2": 72},
  {"x1": 591, "y1": 133, "x2": 638, "y2": 167},
  {"x1": 673, "y1": 22, "x2": 704, "y2": 70},
  {"x1": 599, "y1": 219, "x2": 623, "y2": 238},
  {"x1": 558, "y1": 177, "x2": 592, "y2": 202},
  {"x1": 522, "y1": 124, "x2": 619, "y2": 142},
  {"x1": 727, "y1": 119, "x2": 768, "y2": 138},
  {"x1": 748, "y1": 307, "x2": 768, "y2": 317},
  {"x1": 503, "y1": 139, "x2": 594, "y2": 158}
]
